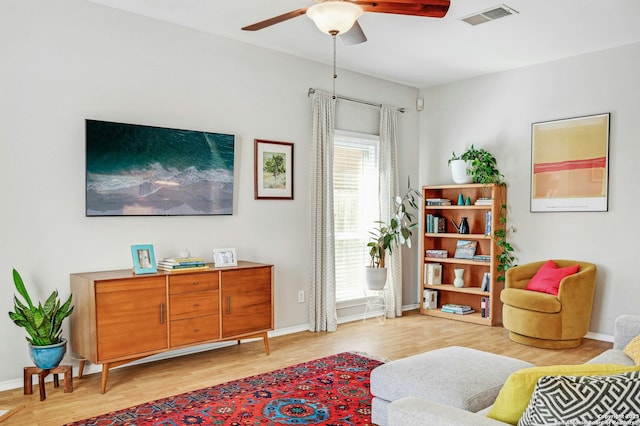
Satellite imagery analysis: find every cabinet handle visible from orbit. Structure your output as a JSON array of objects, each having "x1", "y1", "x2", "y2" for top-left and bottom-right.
[
  {"x1": 226, "y1": 295, "x2": 231, "y2": 314},
  {"x1": 160, "y1": 303, "x2": 165, "y2": 324},
  {"x1": 193, "y1": 303, "x2": 200, "y2": 307},
  {"x1": 193, "y1": 281, "x2": 199, "y2": 286}
]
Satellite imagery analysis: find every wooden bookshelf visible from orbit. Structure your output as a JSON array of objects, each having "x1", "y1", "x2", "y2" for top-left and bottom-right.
[{"x1": 421, "y1": 183, "x2": 506, "y2": 326}]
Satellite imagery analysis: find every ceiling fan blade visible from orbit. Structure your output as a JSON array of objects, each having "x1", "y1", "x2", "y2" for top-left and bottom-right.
[
  {"x1": 353, "y1": 0, "x2": 450, "y2": 18},
  {"x1": 341, "y1": 21, "x2": 367, "y2": 45},
  {"x1": 242, "y1": 8, "x2": 308, "y2": 31}
]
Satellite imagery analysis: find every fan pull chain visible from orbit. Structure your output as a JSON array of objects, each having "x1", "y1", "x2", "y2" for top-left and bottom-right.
[{"x1": 331, "y1": 31, "x2": 338, "y2": 100}]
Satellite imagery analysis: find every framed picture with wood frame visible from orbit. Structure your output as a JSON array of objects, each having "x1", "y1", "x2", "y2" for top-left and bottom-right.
[
  {"x1": 531, "y1": 113, "x2": 610, "y2": 212},
  {"x1": 254, "y1": 139, "x2": 294, "y2": 200}
]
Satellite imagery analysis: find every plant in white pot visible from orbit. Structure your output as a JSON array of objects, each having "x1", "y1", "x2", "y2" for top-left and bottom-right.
[
  {"x1": 8, "y1": 268, "x2": 74, "y2": 369},
  {"x1": 448, "y1": 152, "x2": 473, "y2": 184},
  {"x1": 366, "y1": 184, "x2": 421, "y2": 290}
]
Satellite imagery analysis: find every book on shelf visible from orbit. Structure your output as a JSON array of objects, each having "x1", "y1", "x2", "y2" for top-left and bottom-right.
[
  {"x1": 426, "y1": 215, "x2": 447, "y2": 233},
  {"x1": 481, "y1": 297, "x2": 490, "y2": 318},
  {"x1": 424, "y1": 263, "x2": 442, "y2": 285},
  {"x1": 454, "y1": 240, "x2": 477, "y2": 259},
  {"x1": 474, "y1": 198, "x2": 493, "y2": 206},
  {"x1": 485, "y1": 211, "x2": 492, "y2": 236},
  {"x1": 425, "y1": 249, "x2": 448, "y2": 258},
  {"x1": 441, "y1": 303, "x2": 475, "y2": 315},
  {"x1": 480, "y1": 272, "x2": 491, "y2": 291},
  {"x1": 473, "y1": 255, "x2": 491, "y2": 263},
  {"x1": 426, "y1": 198, "x2": 452, "y2": 206}
]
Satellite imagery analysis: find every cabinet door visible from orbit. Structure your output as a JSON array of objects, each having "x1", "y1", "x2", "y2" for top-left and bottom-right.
[
  {"x1": 221, "y1": 267, "x2": 273, "y2": 338},
  {"x1": 95, "y1": 276, "x2": 168, "y2": 361}
]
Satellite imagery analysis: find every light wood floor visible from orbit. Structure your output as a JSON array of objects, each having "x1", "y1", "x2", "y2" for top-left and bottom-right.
[{"x1": 0, "y1": 311, "x2": 611, "y2": 425}]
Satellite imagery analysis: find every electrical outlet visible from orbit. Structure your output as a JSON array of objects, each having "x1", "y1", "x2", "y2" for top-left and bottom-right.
[{"x1": 297, "y1": 290, "x2": 305, "y2": 303}]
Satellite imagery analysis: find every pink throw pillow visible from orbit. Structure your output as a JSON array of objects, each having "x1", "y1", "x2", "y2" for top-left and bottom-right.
[{"x1": 525, "y1": 260, "x2": 580, "y2": 296}]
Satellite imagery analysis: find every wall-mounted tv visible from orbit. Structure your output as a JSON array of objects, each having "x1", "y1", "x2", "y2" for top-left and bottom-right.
[{"x1": 86, "y1": 119, "x2": 234, "y2": 216}]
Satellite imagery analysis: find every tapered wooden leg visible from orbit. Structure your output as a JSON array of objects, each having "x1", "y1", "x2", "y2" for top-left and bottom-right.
[
  {"x1": 101, "y1": 364, "x2": 110, "y2": 394},
  {"x1": 262, "y1": 332, "x2": 270, "y2": 355},
  {"x1": 78, "y1": 359, "x2": 85, "y2": 378}
]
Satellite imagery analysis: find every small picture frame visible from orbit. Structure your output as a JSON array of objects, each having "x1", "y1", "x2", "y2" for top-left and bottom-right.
[
  {"x1": 212, "y1": 248, "x2": 237, "y2": 267},
  {"x1": 131, "y1": 244, "x2": 157, "y2": 274}
]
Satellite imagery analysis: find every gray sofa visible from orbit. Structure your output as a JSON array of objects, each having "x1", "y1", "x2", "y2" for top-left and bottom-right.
[{"x1": 383, "y1": 315, "x2": 640, "y2": 426}]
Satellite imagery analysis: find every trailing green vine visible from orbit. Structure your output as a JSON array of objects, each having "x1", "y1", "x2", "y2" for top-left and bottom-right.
[{"x1": 495, "y1": 200, "x2": 515, "y2": 282}]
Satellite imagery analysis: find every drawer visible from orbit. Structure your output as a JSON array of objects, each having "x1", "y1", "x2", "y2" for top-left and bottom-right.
[
  {"x1": 170, "y1": 290, "x2": 218, "y2": 320},
  {"x1": 169, "y1": 272, "x2": 218, "y2": 294},
  {"x1": 170, "y1": 315, "x2": 219, "y2": 347}
]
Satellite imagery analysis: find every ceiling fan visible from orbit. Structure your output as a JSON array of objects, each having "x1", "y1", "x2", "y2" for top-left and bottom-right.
[{"x1": 242, "y1": 0, "x2": 450, "y2": 45}]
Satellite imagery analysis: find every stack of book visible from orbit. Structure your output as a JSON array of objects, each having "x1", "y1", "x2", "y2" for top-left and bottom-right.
[
  {"x1": 441, "y1": 303, "x2": 475, "y2": 315},
  {"x1": 157, "y1": 257, "x2": 209, "y2": 272},
  {"x1": 474, "y1": 198, "x2": 493, "y2": 206},
  {"x1": 425, "y1": 198, "x2": 452, "y2": 206}
]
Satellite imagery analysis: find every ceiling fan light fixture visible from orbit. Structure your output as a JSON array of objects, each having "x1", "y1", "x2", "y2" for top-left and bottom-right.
[{"x1": 306, "y1": 1, "x2": 364, "y2": 35}]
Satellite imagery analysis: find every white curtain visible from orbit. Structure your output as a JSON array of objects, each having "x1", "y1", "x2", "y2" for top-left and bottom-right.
[
  {"x1": 379, "y1": 106, "x2": 402, "y2": 318},
  {"x1": 308, "y1": 90, "x2": 337, "y2": 332}
]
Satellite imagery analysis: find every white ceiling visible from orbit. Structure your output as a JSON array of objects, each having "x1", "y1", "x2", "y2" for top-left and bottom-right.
[{"x1": 88, "y1": 0, "x2": 640, "y2": 88}]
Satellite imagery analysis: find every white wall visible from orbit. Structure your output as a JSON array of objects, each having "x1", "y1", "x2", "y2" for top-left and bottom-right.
[
  {"x1": 419, "y1": 42, "x2": 640, "y2": 335},
  {"x1": 0, "y1": 0, "x2": 420, "y2": 384}
]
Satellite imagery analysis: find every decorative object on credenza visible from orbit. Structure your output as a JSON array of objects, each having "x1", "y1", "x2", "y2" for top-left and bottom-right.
[
  {"x1": 85, "y1": 119, "x2": 234, "y2": 216},
  {"x1": 254, "y1": 139, "x2": 294, "y2": 200},
  {"x1": 157, "y1": 256, "x2": 209, "y2": 273},
  {"x1": 212, "y1": 248, "x2": 238, "y2": 267},
  {"x1": 8, "y1": 268, "x2": 73, "y2": 369},
  {"x1": 131, "y1": 244, "x2": 157, "y2": 274},
  {"x1": 453, "y1": 268, "x2": 465, "y2": 288},
  {"x1": 531, "y1": 113, "x2": 610, "y2": 212}
]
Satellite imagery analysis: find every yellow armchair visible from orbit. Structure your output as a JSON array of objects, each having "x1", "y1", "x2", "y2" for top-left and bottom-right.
[{"x1": 500, "y1": 260, "x2": 597, "y2": 349}]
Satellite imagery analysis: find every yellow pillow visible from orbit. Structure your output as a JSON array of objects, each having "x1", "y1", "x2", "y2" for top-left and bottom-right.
[
  {"x1": 486, "y1": 363, "x2": 640, "y2": 425},
  {"x1": 624, "y1": 335, "x2": 640, "y2": 365}
]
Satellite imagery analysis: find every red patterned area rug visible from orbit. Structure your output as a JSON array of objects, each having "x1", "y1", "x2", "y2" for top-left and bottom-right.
[{"x1": 67, "y1": 352, "x2": 384, "y2": 425}]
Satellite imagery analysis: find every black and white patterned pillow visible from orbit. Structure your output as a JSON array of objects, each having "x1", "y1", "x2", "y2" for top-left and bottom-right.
[{"x1": 518, "y1": 370, "x2": 640, "y2": 426}]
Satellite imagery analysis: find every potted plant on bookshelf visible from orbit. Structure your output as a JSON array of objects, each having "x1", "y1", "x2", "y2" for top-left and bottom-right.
[
  {"x1": 458, "y1": 145, "x2": 504, "y2": 186},
  {"x1": 448, "y1": 152, "x2": 473, "y2": 184},
  {"x1": 8, "y1": 268, "x2": 74, "y2": 369},
  {"x1": 366, "y1": 183, "x2": 421, "y2": 290}
]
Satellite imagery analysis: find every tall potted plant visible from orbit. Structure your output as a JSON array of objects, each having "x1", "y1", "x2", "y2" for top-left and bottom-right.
[
  {"x1": 366, "y1": 184, "x2": 421, "y2": 290},
  {"x1": 8, "y1": 268, "x2": 74, "y2": 369}
]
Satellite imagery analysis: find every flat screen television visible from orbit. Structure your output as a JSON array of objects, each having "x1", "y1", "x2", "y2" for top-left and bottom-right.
[{"x1": 85, "y1": 119, "x2": 234, "y2": 216}]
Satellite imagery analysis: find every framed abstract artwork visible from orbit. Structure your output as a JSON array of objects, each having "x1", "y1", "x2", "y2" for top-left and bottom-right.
[
  {"x1": 254, "y1": 139, "x2": 294, "y2": 200},
  {"x1": 531, "y1": 113, "x2": 610, "y2": 212}
]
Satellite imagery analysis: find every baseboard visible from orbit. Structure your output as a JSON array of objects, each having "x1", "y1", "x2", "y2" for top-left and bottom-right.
[{"x1": 0, "y1": 309, "x2": 613, "y2": 392}]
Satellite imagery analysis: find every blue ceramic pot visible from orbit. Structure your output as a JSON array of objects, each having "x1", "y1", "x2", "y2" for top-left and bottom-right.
[{"x1": 28, "y1": 338, "x2": 67, "y2": 369}]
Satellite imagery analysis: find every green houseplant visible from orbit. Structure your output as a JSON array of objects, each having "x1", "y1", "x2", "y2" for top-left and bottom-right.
[
  {"x1": 367, "y1": 184, "x2": 421, "y2": 269},
  {"x1": 449, "y1": 146, "x2": 515, "y2": 280},
  {"x1": 458, "y1": 145, "x2": 504, "y2": 185},
  {"x1": 8, "y1": 268, "x2": 74, "y2": 369}
]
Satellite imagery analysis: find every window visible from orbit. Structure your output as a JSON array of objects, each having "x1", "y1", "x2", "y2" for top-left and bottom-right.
[{"x1": 333, "y1": 130, "x2": 379, "y2": 302}]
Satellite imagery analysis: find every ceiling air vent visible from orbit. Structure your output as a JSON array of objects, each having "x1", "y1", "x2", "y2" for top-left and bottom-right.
[{"x1": 460, "y1": 4, "x2": 519, "y2": 26}]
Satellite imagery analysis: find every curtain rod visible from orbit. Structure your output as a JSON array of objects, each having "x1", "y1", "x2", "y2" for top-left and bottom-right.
[{"x1": 307, "y1": 88, "x2": 406, "y2": 113}]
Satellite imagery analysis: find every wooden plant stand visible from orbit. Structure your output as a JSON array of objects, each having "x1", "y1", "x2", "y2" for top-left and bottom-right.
[{"x1": 23, "y1": 365, "x2": 73, "y2": 401}]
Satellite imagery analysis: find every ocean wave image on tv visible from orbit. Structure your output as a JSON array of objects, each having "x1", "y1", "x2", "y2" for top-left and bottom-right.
[{"x1": 86, "y1": 120, "x2": 234, "y2": 216}]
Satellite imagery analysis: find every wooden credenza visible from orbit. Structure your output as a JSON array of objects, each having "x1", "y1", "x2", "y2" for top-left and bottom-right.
[{"x1": 70, "y1": 261, "x2": 273, "y2": 393}]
